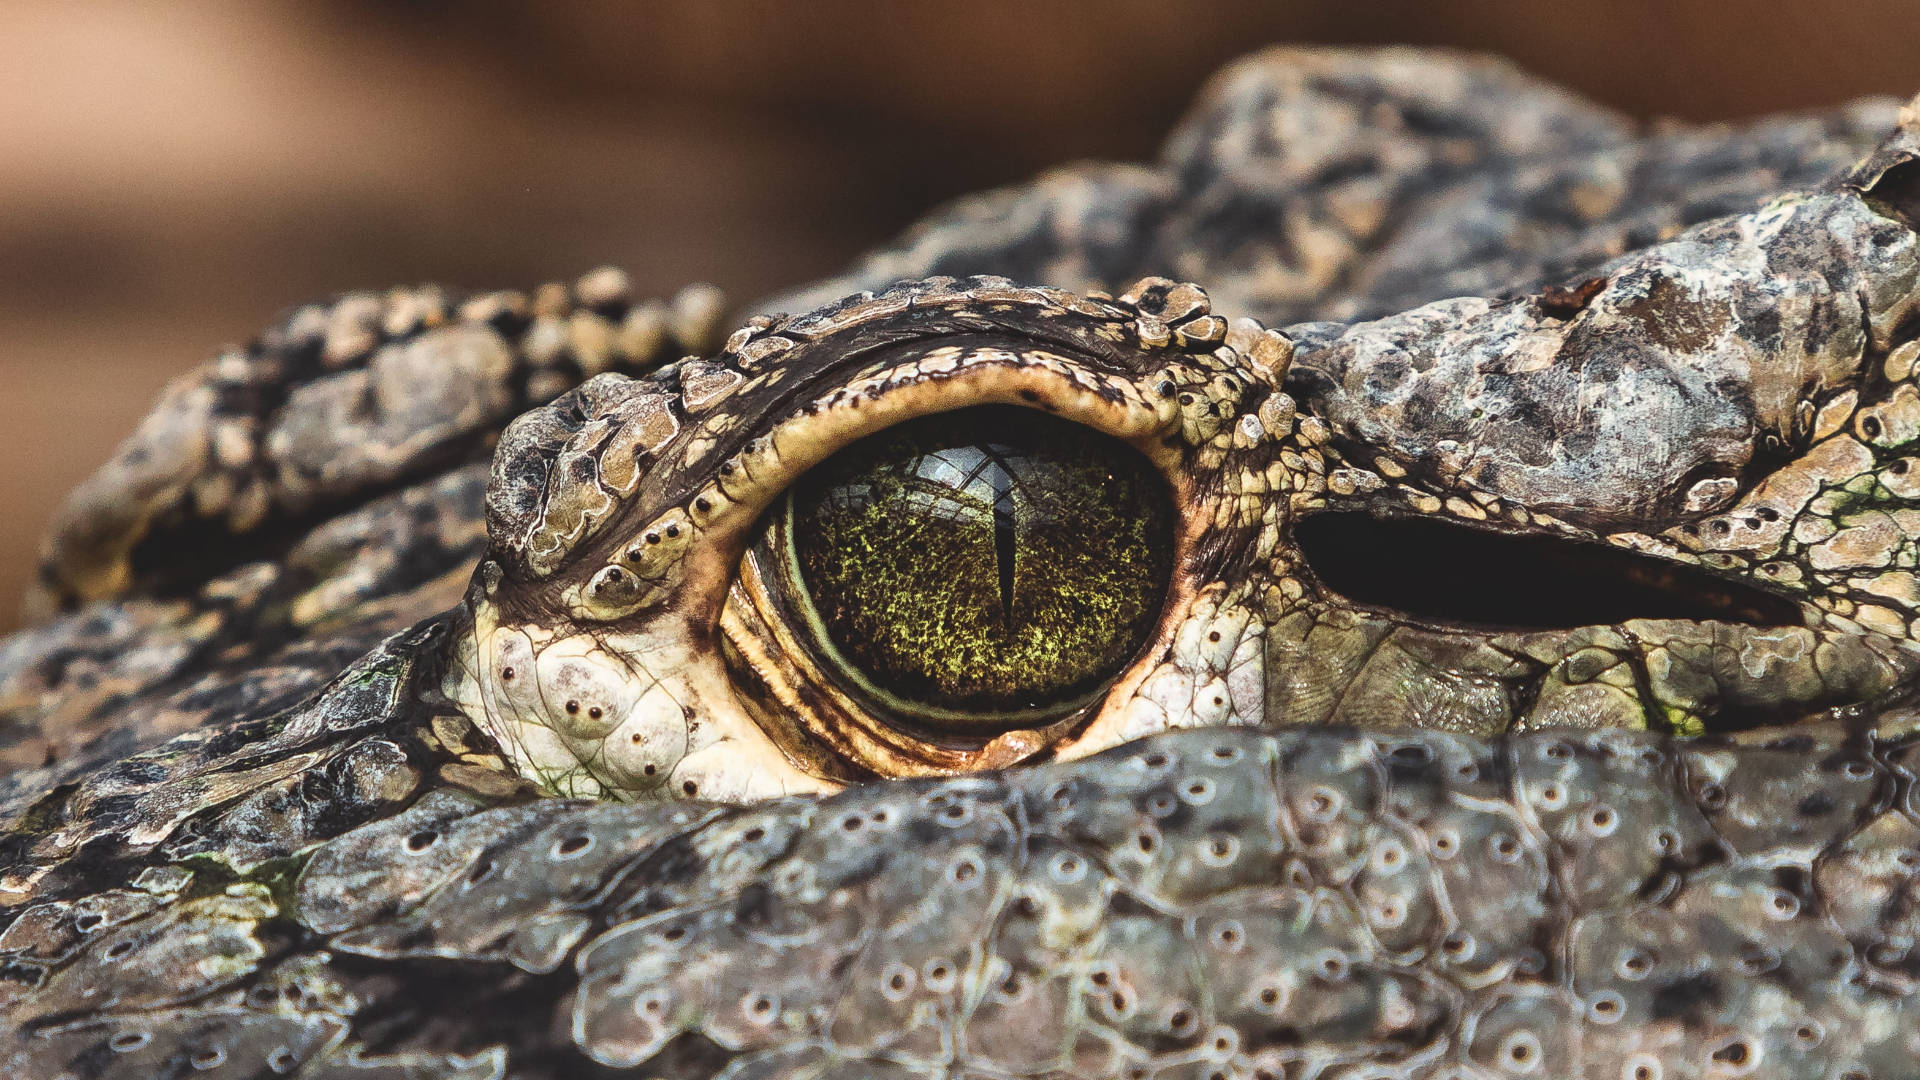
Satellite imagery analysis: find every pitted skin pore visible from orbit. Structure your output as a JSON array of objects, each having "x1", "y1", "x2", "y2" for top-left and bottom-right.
[
  {"x1": 318, "y1": 722, "x2": 1920, "y2": 1079},
  {"x1": 3, "y1": 47, "x2": 1920, "y2": 1080}
]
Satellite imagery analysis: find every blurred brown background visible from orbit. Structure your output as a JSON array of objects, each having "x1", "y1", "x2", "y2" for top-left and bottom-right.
[{"x1": 4, "y1": 1, "x2": 1919, "y2": 632}]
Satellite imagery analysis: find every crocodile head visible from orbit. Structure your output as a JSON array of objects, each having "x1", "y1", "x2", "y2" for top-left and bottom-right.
[
  {"x1": 451, "y1": 136, "x2": 1920, "y2": 802},
  {"x1": 7, "y1": 49, "x2": 1920, "y2": 1080}
]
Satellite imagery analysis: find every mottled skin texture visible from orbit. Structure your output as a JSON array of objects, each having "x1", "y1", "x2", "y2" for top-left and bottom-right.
[{"x1": 4, "y1": 47, "x2": 1920, "y2": 1080}]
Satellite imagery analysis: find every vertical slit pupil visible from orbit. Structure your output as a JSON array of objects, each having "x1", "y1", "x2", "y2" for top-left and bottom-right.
[{"x1": 991, "y1": 459, "x2": 1017, "y2": 625}]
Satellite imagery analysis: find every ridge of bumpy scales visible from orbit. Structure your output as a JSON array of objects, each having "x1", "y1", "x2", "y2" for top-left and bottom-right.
[
  {"x1": 7, "y1": 670, "x2": 1920, "y2": 1079},
  {"x1": 3, "y1": 47, "x2": 1920, "y2": 1080},
  {"x1": 772, "y1": 46, "x2": 1905, "y2": 329}
]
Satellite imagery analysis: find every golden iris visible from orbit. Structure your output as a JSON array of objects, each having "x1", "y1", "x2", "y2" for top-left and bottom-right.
[{"x1": 779, "y1": 406, "x2": 1174, "y2": 733}]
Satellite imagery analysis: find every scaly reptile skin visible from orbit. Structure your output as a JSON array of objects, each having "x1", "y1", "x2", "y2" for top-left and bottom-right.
[{"x1": 5, "y1": 47, "x2": 1920, "y2": 1079}]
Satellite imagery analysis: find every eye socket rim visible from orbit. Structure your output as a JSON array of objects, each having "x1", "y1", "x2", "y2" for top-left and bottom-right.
[
  {"x1": 721, "y1": 401, "x2": 1191, "y2": 778},
  {"x1": 771, "y1": 406, "x2": 1178, "y2": 733}
]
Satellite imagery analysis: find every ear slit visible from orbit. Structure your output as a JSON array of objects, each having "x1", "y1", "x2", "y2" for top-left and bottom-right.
[{"x1": 1296, "y1": 511, "x2": 1800, "y2": 630}]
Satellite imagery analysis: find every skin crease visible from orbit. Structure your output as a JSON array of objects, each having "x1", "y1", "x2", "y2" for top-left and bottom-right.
[{"x1": 4, "y1": 47, "x2": 1920, "y2": 1080}]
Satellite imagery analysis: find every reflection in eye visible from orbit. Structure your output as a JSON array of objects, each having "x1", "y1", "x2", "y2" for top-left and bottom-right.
[{"x1": 772, "y1": 406, "x2": 1175, "y2": 736}]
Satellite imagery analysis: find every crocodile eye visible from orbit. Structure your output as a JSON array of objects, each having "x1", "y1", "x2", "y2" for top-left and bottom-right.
[{"x1": 768, "y1": 405, "x2": 1174, "y2": 735}]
